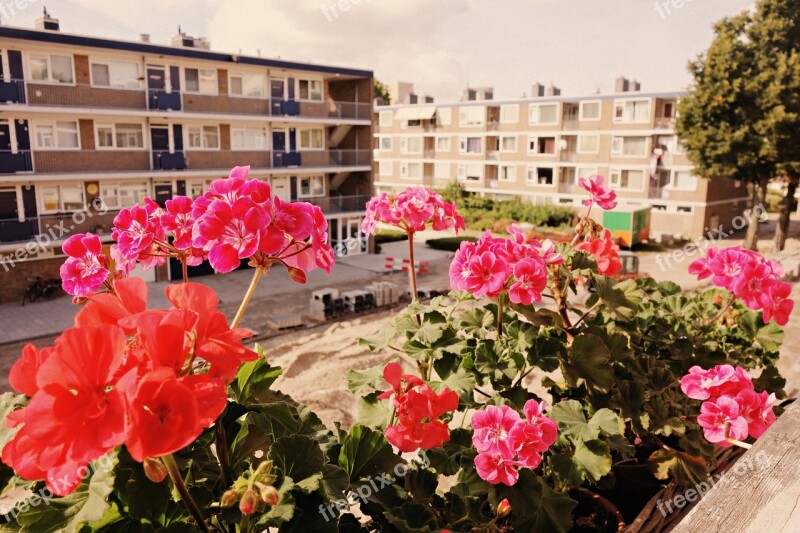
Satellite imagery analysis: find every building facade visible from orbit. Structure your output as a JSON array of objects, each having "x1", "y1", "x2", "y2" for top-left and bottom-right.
[
  {"x1": 0, "y1": 14, "x2": 373, "y2": 300},
  {"x1": 373, "y1": 82, "x2": 748, "y2": 241}
]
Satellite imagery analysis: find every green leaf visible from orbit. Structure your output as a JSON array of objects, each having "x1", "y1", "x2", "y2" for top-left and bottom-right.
[
  {"x1": 431, "y1": 367, "x2": 476, "y2": 394},
  {"x1": 384, "y1": 502, "x2": 438, "y2": 533},
  {"x1": 551, "y1": 439, "x2": 612, "y2": 485},
  {"x1": 346, "y1": 364, "x2": 387, "y2": 395},
  {"x1": 338, "y1": 425, "x2": 401, "y2": 481},
  {"x1": 355, "y1": 392, "x2": 392, "y2": 429},
  {"x1": 563, "y1": 333, "x2": 614, "y2": 394},
  {"x1": 458, "y1": 308, "x2": 494, "y2": 337},
  {"x1": 255, "y1": 477, "x2": 296, "y2": 528},
  {"x1": 495, "y1": 470, "x2": 576, "y2": 533},
  {"x1": 230, "y1": 348, "x2": 283, "y2": 405},
  {"x1": 358, "y1": 326, "x2": 396, "y2": 352},
  {"x1": 648, "y1": 448, "x2": 708, "y2": 487},
  {"x1": 0, "y1": 394, "x2": 26, "y2": 451},
  {"x1": 230, "y1": 412, "x2": 274, "y2": 469},
  {"x1": 550, "y1": 401, "x2": 621, "y2": 442},
  {"x1": 474, "y1": 339, "x2": 521, "y2": 385},
  {"x1": 753, "y1": 365, "x2": 787, "y2": 398},
  {"x1": 594, "y1": 276, "x2": 644, "y2": 320},
  {"x1": 16, "y1": 452, "x2": 118, "y2": 533},
  {"x1": 268, "y1": 435, "x2": 325, "y2": 482},
  {"x1": 426, "y1": 428, "x2": 474, "y2": 476}
]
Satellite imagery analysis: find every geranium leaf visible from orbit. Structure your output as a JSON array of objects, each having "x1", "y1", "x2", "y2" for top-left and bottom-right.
[
  {"x1": 495, "y1": 470, "x2": 576, "y2": 533},
  {"x1": 551, "y1": 401, "x2": 621, "y2": 442},
  {"x1": 0, "y1": 393, "x2": 26, "y2": 451},
  {"x1": 552, "y1": 439, "x2": 612, "y2": 485},
  {"x1": 338, "y1": 425, "x2": 401, "y2": 481},
  {"x1": 563, "y1": 333, "x2": 614, "y2": 394},
  {"x1": 384, "y1": 501, "x2": 438, "y2": 533},
  {"x1": 230, "y1": 352, "x2": 283, "y2": 406},
  {"x1": 458, "y1": 308, "x2": 494, "y2": 337},
  {"x1": 358, "y1": 326, "x2": 396, "y2": 352},
  {"x1": 355, "y1": 392, "x2": 392, "y2": 429},
  {"x1": 268, "y1": 435, "x2": 325, "y2": 482},
  {"x1": 647, "y1": 448, "x2": 708, "y2": 486},
  {"x1": 255, "y1": 477, "x2": 296, "y2": 528},
  {"x1": 16, "y1": 452, "x2": 118, "y2": 533},
  {"x1": 346, "y1": 364, "x2": 387, "y2": 394},
  {"x1": 430, "y1": 367, "x2": 476, "y2": 394}
]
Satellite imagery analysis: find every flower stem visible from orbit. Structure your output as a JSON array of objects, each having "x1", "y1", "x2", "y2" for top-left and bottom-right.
[
  {"x1": 181, "y1": 258, "x2": 189, "y2": 284},
  {"x1": 162, "y1": 454, "x2": 210, "y2": 533},
  {"x1": 497, "y1": 298, "x2": 504, "y2": 336},
  {"x1": 705, "y1": 294, "x2": 737, "y2": 326},
  {"x1": 239, "y1": 513, "x2": 251, "y2": 533},
  {"x1": 570, "y1": 203, "x2": 593, "y2": 247},
  {"x1": 725, "y1": 437, "x2": 753, "y2": 450},
  {"x1": 216, "y1": 423, "x2": 233, "y2": 488},
  {"x1": 407, "y1": 230, "x2": 419, "y2": 302},
  {"x1": 231, "y1": 267, "x2": 264, "y2": 329}
]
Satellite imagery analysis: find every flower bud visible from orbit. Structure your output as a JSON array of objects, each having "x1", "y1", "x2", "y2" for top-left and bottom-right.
[
  {"x1": 258, "y1": 483, "x2": 279, "y2": 506},
  {"x1": 497, "y1": 498, "x2": 511, "y2": 517},
  {"x1": 221, "y1": 489, "x2": 239, "y2": 507},
  {"x1": 239, "y1": 488, "x2": 258, "y2": 515},
  {"x1": 287, "y1": 266, "x2": 307, "y2": 284},
  {"x1": 143, "y1": 457, "x2": 168, "y2": 483}
]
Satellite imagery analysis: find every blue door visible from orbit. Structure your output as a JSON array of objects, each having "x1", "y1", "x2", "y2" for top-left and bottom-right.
[{"x1": 272, "y1": 131, "x2": 286, "y2": 167}]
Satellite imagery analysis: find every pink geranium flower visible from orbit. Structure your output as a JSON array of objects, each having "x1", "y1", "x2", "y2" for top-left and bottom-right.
[
  {"x1": 508, "y1": 257, "x2": 548, "y2": 305},
  {"x1": 697, "y1": 396, "x2": 749, "y2": 446},
  {"x1": 361, "y1": 187, "x2": 464, "y2": 235},
  {"x1": 474, "y1": 452, "x2": 520, "y2": 486},
  {"x1": 680, "y1": 365, "x2": 737, "y2": 400},
  {"x1": 736, "y1": 389, "x2": 777, "y2": 439},
  {"x1": 462, "y1": 251, "x2": 509, "y2": 298},
  {"x1": 578, "y1": 175, "x2": 617, "y2": 210},
  {"x1": 760, "y1": 282, "x2": 794, "y2": 326},
  {"x1": 472, "y1": 405, "x2": 522, "y2": 456},
  {"x1": 575, "y1": 229, "x2": 622, "y2": 276},
  {"x1": 59, "y1": 233, "x2": 109, "y2": 297},
  {"x1": 161, "y1": 196, "x2": 195, "y2": 250}
]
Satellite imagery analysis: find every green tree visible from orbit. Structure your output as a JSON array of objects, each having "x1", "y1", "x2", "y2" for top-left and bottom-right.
[
  {"x1": 678, "y1": 0, "x2": 800, "y2": 251},
  {"x1": 374, "y1": 79, "x2": 391, "y2": 104}
]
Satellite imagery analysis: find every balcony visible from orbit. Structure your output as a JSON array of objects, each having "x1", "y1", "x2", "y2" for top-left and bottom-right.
[
  {"x1": 0, "y1": 209, "x2": 120, "y2": 245},
  {"x1": 149, "y1": 90, "x2": 182, "y2": 111},
  {"x1": 0, "y1": 217, "x2": 39, "y2": 243},
  {"x1": 186, "y1": 151, "x2": 271, "y2": 170},
  {"x1": 654, "y1": 117, "x2": 676, "y2": 130},
  {"x1": 25, "y1": 82, "x2": 147, "y2": 110},
  {"x1": 307, "y1": 194, "x2": 371, "y2": 214},
  {"x1": 0, "y1": 80, "x2": 25, "y2": 104},
  {"x1": 34, "y1": 150, "x2": 150, "y2": 173},
  {"x1": 0, "y1": 150, "x2": 33, "y2": 173},
  {"x1": 559, "y1": 151, "x2": 578, "y2": 163},
  {"x1": 273, "y1": 149, "x2": 371, "y2": 169},
  {"x1": 423, "y1": 149, "x2": 435, "y2": 160},
  {"x1": 152, "y1": 150, "x2": 187, "y2": 170}
]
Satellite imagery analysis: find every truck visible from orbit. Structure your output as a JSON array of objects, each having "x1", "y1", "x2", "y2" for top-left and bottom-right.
[{"x1": 602, "y1": 206, "x2": 651, "y2": 248}]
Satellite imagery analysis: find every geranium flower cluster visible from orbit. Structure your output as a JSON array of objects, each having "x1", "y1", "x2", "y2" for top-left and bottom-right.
[
  {"x1": 2, "y1": 277, "x2": 257, "y2": 496},
  {"x1": 449, "y1": 225, "x2": 562, "y2": 304},
  {"x1": 361, "y1": 187, "x2": 465, "y2": 235},
  {"x1": 379, "y1": 363, "x2": 458, "y2": 452},
  {"x1": 574, "y1": 228, "x2": 623, "y2": 276},
  {"x1": 472, "y1": 401, "x2": 558, "y2": 486},
  {"x1": 110, "y1": 166, "x2": 335, "y2": 277},
  {"x1": 689, "y1": 246, "x2": 794, "y2": 325},
  {"x1": 579, "y1": 174, "x2": 617, "y2": 211},
  {"x1": 680, "y1": 364, "x2": 777, "y2": 447}
]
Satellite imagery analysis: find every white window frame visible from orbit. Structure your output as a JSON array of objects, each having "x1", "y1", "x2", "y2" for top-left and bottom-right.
[
  {"x1": 186, "y1": 125, "x2": 220, "y2": 150},
  {"x1": 228, "y1": 71, "x2": 267, "y2": 99},
  {"x1": 100, "y1": 181, "x2": 149, "y2": 209},
  {"x1": 435, "y1": 136, "x2": 451, "y2": 152},
  {"x1": 579, "y1": 100, "x2": 602, "y2": 121},
  {"x1": 379, "y1": 161, "x2": 393, "y2": 177},
  {"x1": 500, "y1": 135, "x2": 518, "y2": 153},
  {"x1": 613, "y1": 98, "x2": 651, "y2": 124},
  {"x1": 184, "y1": 67, "x2": 218, "y2": 95},
  {"x1": 528, "y1": 103, "x2": 559, "y2": 125},
  {"x1": 299, "y1": 175, "x2": 325, "y2": 198},
  {"x1": 400, "y1": 162, "x2": 422, "y2": 180},
  {"x1": 609, "y1": 168, "x2": 647, "y2": 192},
  {"x1": 89, "y1": 59, "x2": 141, "y2": 90},
  {"x1": 297, "y1": 78, "x2": 324, "y2": 101},
  {"x1": 459, "y1": 136, "x2": 483, "y2": 155},
  {"x1": 40, "y1": 183, "x2": 85, "y2": 213},
  {"x1": 231, "y1": 127, "x2": 268, "y2": 151},
  {"x1": 34, "y1": 120, "x2": 80, "y2": 150},
  {"x1": 498, "y1": 164, "x2": 517, "y2": 182},
  {"x1": 299, "y1": 128, "x2": 325, "y2": 151},
  {"x1": 436, "y1": 108, "x2": 452, "y2": 126},
  {"x1": 28, "y1": 53, "x2": 74, "y2": 84},
  {"x1": 527, "y1": 135, "x2": 556, "y2": 156},
  {"x1": 400, "y1": 136, "x2": 422, "y2": 154},
  {"x1": 379, "y1": 136, "x2": 393, "y2": 151},
  {"x1": 611, "y1": 136, "x2": 648, "y2": 157},
  {"x1": 434, "y1": 162, "x2": 450, "y2": 179},
  {"x1": 379, "y1": 110, "x2": 394, "y2": 127},
  {"x1": 95, "y1": 123, "x2": 146, "y2": 150},
  {"x1": 500, "y1": 104, "x2": 519, "y2": 124},
  {"x1": 459, "y1": 106, "x2": 485, "y2": 127},
  {"x1": 577, "y1": 134, "x2": 599, "y2": 154},
  {"x1": 457, "y1": 163, "x2": 482, "y2": 182},
  {"x1": 669, "y1": 170, "x2": 698, "y2": 191},
  {"x1": 527, "y1": 166, "x2": 555, "y2": 186}
]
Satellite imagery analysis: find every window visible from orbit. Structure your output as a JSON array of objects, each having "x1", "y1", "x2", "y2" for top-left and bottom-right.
[
  {"x1": 659, "y1": 101, "x2": 675, "y2": 118},
  {"x1": 101, "y1": 182, "x2": 148, "y2": 209},
  {"x1": 677, "y1": 206, "x2": 693, "y2": 214},
  {"x1": 185, "y1": 68, "x2": 217, "y2": 93},
  {"x1": 187, "y1": 125, "x2": 220, "y2": 149},
  {"x1": 576, "y1": 167, "x2": 598, "y2": 180},
  {"x1": 579, "y1": 101, "x2": 601, "y2": 121},
  {"x1": 400, "y1": 162, "x2": 421, "y2": 179},
  {"x1": 578, "y1": 135, "x2": 599, "y2": 154},
  {"x1": 459, "y1": 137, "x2": 482, "y2": 154},
  {"x1": 527, "y1": 167, "x2": 554, "y2": 186},
  {"x1": 35, "y1": 121, "x2": 79, "y2": 149},
  {"x1": 300, "y1": 128, "x2": 324, "y2": 150},
  {"x1": 670, "y1": 171, "x2": 697, "y2": 191},
  {"x1": 614, "y1": 99, "x2": 651, "y2": 123},
  {"x1": 437, "y1": 108, "x2": 452, "y2": 126},
  {"x1": 498, "y1": 165, "x2": 517, "y2": 182},
  {"x1": 298, "y1": 79, "x2": 323, "y2": 101},
  {"x1": 528, "y1": 136, "x2": 556, "y2": 155},
  {"x1": 457, "y1": 164, "x2": 482, "y2": 182},
  {"x1": 96, "y1": 123, "x2": 144, "y2": 149},
  {"x1": 500, "y1": 136, "x2": 518, "y2": 152},
  {"x1": 379, "y1": 110, "x2": 394, "y2": 127},
  {"x1": 299, "y1": 176, "x2": 325, "y2": 197},
  {"x1": 500, "y1": 104, "x2": 519, "y2": 123},
  {"x1": 29, "y1": 54, "x2": 73, "y2": 84},
  {"x1": 611, "y1": 136, "x2": 647, "y2": 157},
  {"x1": 609, "y1": 169, "x2": 645, "y2": 190},
  {"x1": 379, "y1": 161, "x2": 393, "y2": 177},
  {"x1": 41, "y1": 184, "x2": 84, "y2": 212},
  {"x1": 229, "y1": 72, "x2": 266, "y2": 98},
  {"x1": 436, "y1": 136, "x2": 450, "y2": 152},
  {"x1": 231, "y1": 127, "x2": 267, "y2": 150},
  {"x1": 528, "y1": 104, "x2": 558, "y2": 125},
  {"x1": 379, "y1": 136, "x2": 393, "y2": 151},
  {"x1": 434, "y1": 162, "x2": 450, "y2": 179},
  {"x1": 459, "y1": 106, "x2": 485, "y2": 127},
  {"x1": 400, "y1": 136, "x2": 422, "y2": 154},
  {"x1": 91, "y1": 61, "x2": 140, "y2": 89}
]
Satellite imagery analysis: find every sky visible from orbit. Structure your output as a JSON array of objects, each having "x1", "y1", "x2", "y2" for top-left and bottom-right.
[{"x1": 1, "y1": 0, "x2": 757, "y2": 100}]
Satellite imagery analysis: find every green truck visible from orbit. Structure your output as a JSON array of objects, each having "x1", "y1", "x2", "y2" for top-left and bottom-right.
[{"x1": 602, "y1": 206, "x2": 651, "y2": 248}]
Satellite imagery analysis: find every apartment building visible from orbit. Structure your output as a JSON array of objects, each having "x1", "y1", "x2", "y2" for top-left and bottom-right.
[
  {"x1": 373, "y1": 80, "x2": 748, "y2": 241},
  {"x1": 0, "y1": 12, "x2": 373, "y2": 300}
]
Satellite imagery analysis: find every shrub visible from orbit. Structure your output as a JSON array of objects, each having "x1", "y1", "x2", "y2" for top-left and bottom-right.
[{"x1": 425, "y1": 235, "x2": 478, "y2": 251}]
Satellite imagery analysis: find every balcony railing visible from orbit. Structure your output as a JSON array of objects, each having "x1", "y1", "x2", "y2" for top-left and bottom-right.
[
  {"x1": 0, "y1": 209, "x2": 120, "y2": 245},
  {"x1": 1, "y1": 80, "x2": 371, "y2": 120},
  {"x1": 654, "y1": 117, "x2": 676, "y2": 130},
  {"x1": 152, "y1": 150, "x2": 187, "y2": 170},
  {"x1": 0, "y1": 150, "x2": 33, "y2": 173},
  {"x1": 273, "y1": 149, "x2": 371, "y2": 168},
  {"x1": 307, "y1": 195, "x2": 371, "y2": 214}
]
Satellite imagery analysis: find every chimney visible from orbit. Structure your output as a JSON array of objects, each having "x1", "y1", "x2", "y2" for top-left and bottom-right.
[
  {"x1": 546, "y1": 85, "x2": 561, "y2": 97},
  {"x1": 170, "y1": 26, "x2": 211, "y2": 50},
  {"x1": 462, "y1": 87, "x2": 477, "y2": 102},
  {"x1": 615, "y1": 76, "x2": 630, "y2": 93},
  {"x1": 35, "y1": 7, "x2": 60, "y2": 31},
  {"x1": 423, "y1": 95, "x2": 434, "y2": 104},
  {"x1": 631, "y1": 79, "x2": 642, "y2": 92},
  {"x1": 140, "y1": 34, "x2": 151, "y2": 43},
  {"x1": 531, "y1": 83, "x2": 545, "y2": 98},
  {"x1": 408, "y1": 93, "x2": 419, "y2": 104}
]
